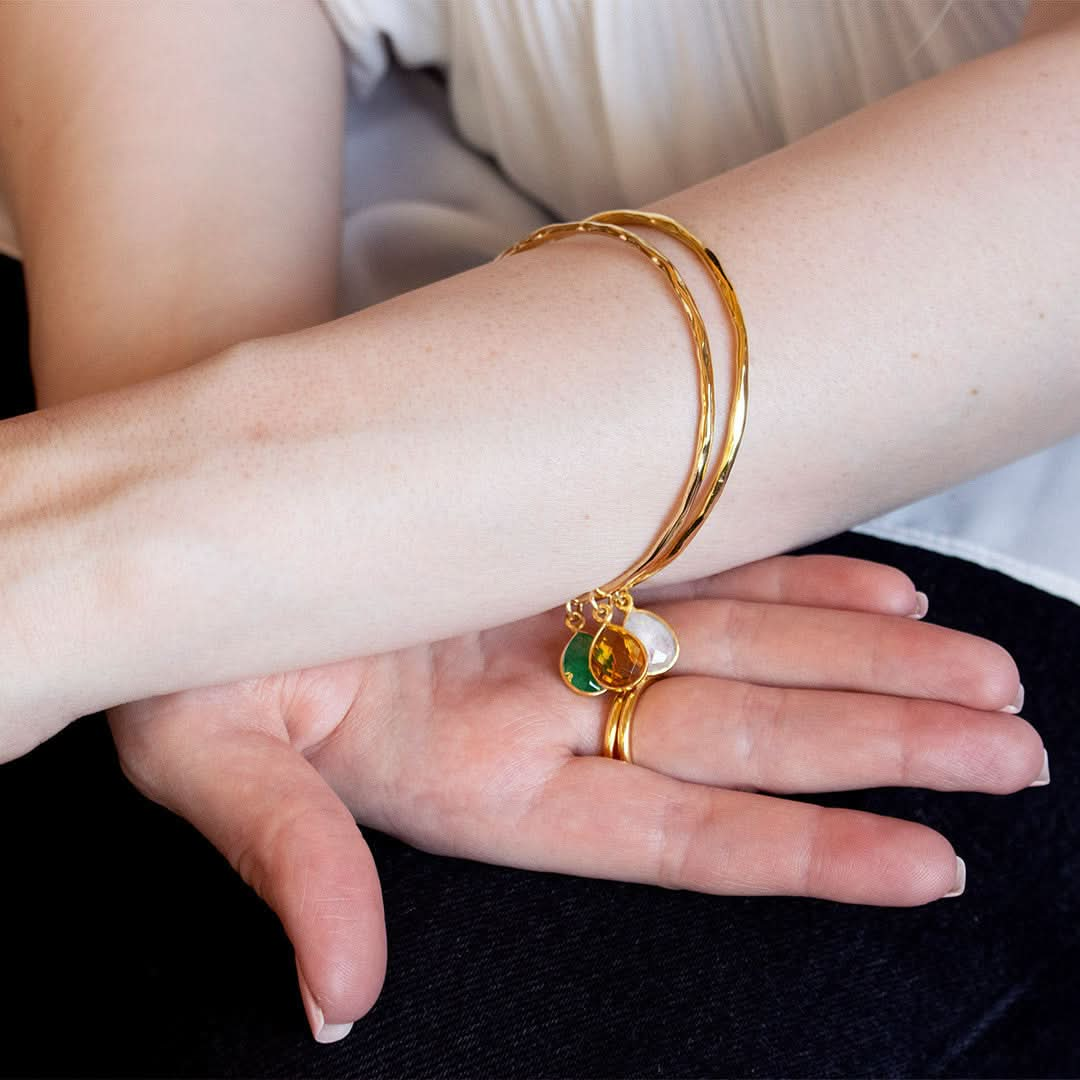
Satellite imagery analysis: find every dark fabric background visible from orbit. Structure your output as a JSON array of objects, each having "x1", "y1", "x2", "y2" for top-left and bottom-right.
[{"x1": 2, "y1": 253, "x2": 1077, "y2": 1078}]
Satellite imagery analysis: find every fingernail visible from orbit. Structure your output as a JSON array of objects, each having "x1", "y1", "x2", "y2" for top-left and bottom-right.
[
  {"x1": 942, "y1": 856, "x2": 966, "y2": 899},
  {"x1": 297, "y1": 963, "x2": 353, "y2": 1044},
  {"x1": 907, "y1": 591, "x2": 929, "y2": 619},
  {"x1": 1001, "y1": 683, "x2": 1025, "y2": 714},
  {"x1": 1029, "y1": 748, "x2": 1050, "y2": 787}
]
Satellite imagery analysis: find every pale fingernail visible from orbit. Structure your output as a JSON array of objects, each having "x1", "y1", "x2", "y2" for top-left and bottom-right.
[
  {"x1": 297, "y1": 964, "x2": 353, "y2": 1044},
  {"x1": 942, "y1": 856, "x2": 966, "y2": 899},
  {"x1": 1001, "y1": 683, "x2": 1025, "y2": 714},
  {"x1": 907, "y1": 591, "x2": 929, "y2": 619},
  {"x1": 1029, "y1": 748, "x2": 1050, "y2": 787}
]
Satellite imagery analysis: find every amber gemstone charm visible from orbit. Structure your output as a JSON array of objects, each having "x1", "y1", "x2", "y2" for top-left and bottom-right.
[{"x1": 588, "y1": 623, "x2": 649, "y2": 692}]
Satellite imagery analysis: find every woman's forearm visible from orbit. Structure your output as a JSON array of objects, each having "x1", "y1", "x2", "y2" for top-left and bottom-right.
[{"x1": 2, "y1": 18, "x2": 1077, "y2": 751}]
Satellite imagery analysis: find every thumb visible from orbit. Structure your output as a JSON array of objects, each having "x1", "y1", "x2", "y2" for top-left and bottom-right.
[{"x1": 112, "y1": 705, "x2": 386, "y2": 1042}]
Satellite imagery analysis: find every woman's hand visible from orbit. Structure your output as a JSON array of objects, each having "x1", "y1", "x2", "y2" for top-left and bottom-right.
[{"x1": 108, "y1": 554, "x2": 1043, "y2": 1041}]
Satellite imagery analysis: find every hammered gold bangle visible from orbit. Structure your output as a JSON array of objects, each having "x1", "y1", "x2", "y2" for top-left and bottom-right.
[
  {"x1": 495, "y1": 210, "x2": 748, "y2": 753},
  {"x1": 498, "y1": 218, "x2": 718, "y2": 581},
  {"x1": 584, "y1": 210, "x2": 749, "y2": 579}
]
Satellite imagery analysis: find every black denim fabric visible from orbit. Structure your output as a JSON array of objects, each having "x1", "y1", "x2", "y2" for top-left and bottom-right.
[{"x1": 2, "y1": 254, "x2": 1078, "y2": 1078}]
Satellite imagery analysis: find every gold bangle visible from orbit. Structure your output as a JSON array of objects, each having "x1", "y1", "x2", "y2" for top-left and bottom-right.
[
  {"x1": 497, "y1": 218, "x2": 718, "y2": 600},
  {"x1": 584, "y1": 210, "x2": 749, "y2": 581},
  {"x1": 495, "y1": 210, "x2": 748, "y2": 709}
]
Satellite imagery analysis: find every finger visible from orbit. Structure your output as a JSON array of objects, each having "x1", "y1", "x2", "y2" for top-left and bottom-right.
[
  {"x1": 636, "y1": 554, "x2": 924, "y2": 617},
  {"x1": 654, "y1": 598, "x2": 1021, "y2": 711},
  {"x1": 511, "y1": 756, "x2": 963, "y2": 906},
  {"x1": 110, "y1": 697, "x2": 386, "y2": 1041},
  {"x1": 626, "y1": 676, "x2": 1047, "y2": 793}
]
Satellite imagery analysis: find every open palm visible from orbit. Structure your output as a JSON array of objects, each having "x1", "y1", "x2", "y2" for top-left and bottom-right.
[{"x1": 109, "y1": 554, "x2": 1041, "y2": 1041}]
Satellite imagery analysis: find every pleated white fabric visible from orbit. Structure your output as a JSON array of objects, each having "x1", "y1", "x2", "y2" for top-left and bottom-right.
[{"x1": 3, "y1": 1, "x2": 1076, "y2": 605}]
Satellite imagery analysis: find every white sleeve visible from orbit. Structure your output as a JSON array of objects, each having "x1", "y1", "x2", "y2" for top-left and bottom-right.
[{"x1": 318, "y1": 0, "x2": 448, "y2": 101}]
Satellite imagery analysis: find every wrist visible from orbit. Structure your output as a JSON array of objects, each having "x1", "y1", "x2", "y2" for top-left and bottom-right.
[
  {"x1": 0, "y1": 405, "x2": 109, "y2": 754},
  {"x1": 0, "y1": 351, "x2": 235, "y2": 754}
]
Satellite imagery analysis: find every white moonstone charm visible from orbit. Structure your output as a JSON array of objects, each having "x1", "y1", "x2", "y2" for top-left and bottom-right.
[{"x1": 623, "y1": 609, "x2": 679, "y2": 675}]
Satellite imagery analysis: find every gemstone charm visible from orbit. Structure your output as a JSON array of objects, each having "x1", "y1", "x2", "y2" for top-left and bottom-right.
[
  {"x1": 588, "y1": 623, "x2": 648, "y2": 691},
  {"x1": 560, "y1": 631, "x2": 606, "y2": 696},
  {"x1": 623, "y1": 609, "x2": 679, "y2": 675}
]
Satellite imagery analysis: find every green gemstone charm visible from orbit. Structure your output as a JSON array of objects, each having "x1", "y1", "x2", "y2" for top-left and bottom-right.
[{"x1": 560, "y1": 631, "x2": 606, "y2": 696}]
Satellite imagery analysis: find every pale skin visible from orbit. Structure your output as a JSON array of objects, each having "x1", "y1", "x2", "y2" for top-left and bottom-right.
[{"x1": 0, "y1": 0, "x2": 1073, "y2": 1042}]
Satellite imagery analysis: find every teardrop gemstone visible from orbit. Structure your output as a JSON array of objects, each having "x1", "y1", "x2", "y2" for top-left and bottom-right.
[
  {"x1": 623, "y1": 609, "x2": 679, "y2": 675},
  {"x1": 560, "y1": 632, "x2": 606, "y2": 696},
  {"x1": 588, "y1": 623, "x2": 648, "y2": 691}
]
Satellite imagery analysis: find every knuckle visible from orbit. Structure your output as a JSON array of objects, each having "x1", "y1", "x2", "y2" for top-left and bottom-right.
[
  {"x1": 233, "y1": 814, "x2": 288, "y2": 905},
  {"x1": 717, "y1": 600, "x2": 768, "y2": 677},
  {"x1": 895, "y1": 704, "x2": 925, "y2": 786},
  {"x1": 798, "y1": 804, "x2": 833, "y2": 896},
  {"x1": 232, "y1": 799, "x2": 320, "y2": 908},
  {"x1": 897, "y1": 697, "x2": 966, "y2": 786},
  {"x1": 653, "y1": 789, "x2": 714, "y2": 892},
  {"x1": 863, "y1": 621, "x2": 893, "y2": 689},
  {"x1": 736, "y1": 682, "x2": 784, "y2": 790},
  {"x1": 774, "y1": 555, "x2": 799, "y2": 599}
]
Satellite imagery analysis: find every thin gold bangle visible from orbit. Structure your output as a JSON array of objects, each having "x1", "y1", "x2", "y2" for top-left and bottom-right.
[
  {"x1": 583, "y1": 210, "x2": 749, "y2": 589},
  {"x1": 495, "y1": 218, "x2": 718, "y2": 607}
]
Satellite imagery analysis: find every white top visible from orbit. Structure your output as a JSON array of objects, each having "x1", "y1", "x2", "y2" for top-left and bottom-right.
[{"x1": 3, "y1": 0, "x2": 1077, "y2": 605}]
